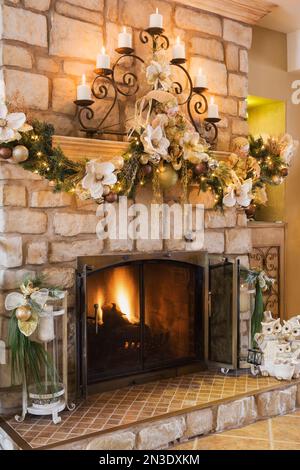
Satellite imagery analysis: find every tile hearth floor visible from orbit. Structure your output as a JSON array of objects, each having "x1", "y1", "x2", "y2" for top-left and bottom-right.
[
  {"x1": 171, "y1": 410, "x2": 300, "y2": 450},
  {"x1": 2, "y1": 370, "x2": 286, "y2": 449}
]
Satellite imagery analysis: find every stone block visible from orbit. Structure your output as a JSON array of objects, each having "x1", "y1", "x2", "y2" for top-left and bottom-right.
[
  {"x1": 2, "y1": 45, "x2": 32, "y2": 69},
  {"x1": 0, "y1": 163, "x2": 41, "y2": 181},
  {"x1": 136, "y1": 238, "x2": 163, "y2": 252},
  {"x1": 175, "y1": 7, "x2": 222, "y2": 36},
  {"x1": 190, "y1": 37, "x2": 224, "y2": 61},
  {"x1": 105, "y1": 238, "x2": 134, "y2": 252},
  {"x1": 42, "y1": 268, "x2": 75, "y2": 288},
  {"x1": 228, "y1": 73, "x2": 248, "y2": 98},
  {"x1": 50, "y1": 13, "x2": 102, "y2": 61},
  {"x1": 185, "y1": 408, "x2": 213, "y2": 438},
  {"x1": 223, "y1": 19, "x2": 252, "y2": 49},
  {"x1": 217, "y1": 129, "x2": 231, "y2": 152},
  {"x1": 232, "y1": 119, "x2": 249, "y2": 136},
  {"x1": 87, "y1": 431, "x2": 136, "y2": 450},
  {"x1": 0, "y1": 236, "x2": 22, "y2": 268},
  {"x1": 106, "y1": 0, "x2": 118, "y2": 21},
  {"x1": 52, "y1": 77, "x2": 76, "y2": 115},
  {"x1": 215, "y1": 97, "x2": 238, "y2": 116},
  {"x1": 24, "y1": 0, "x2": 50, "y2": 10},
  {"x1": 0, "y1": 388, "x2": 22, "y2": 414},
  {"x1": 56, "y1": 1, "x2": 103, "y2": 25},
  {"x1": 63, "y1": 61, "x2": 95, "y2": 77},
  {"x1": 203, "y1": 230, "x2": 224, "y2": 253},
  {"x1": 36, "y1": 57, "x2": 59, "y2": 74},
  {"x1": 0, "y1": 208, "x2": 47, "y2": 234},
  {"x1": 297, "y1": 384, "x2": 300, "y2": 406},
  {"x1": 26, "y1": 241, "x2": 48, "y2": 265},
  {"x1": 3, "y1": 6, "x2": 47, "y2": 47},
  {"x1": 30, "y1": 190, "x2": 73, "y2": 208},
  {"x1": 29, "y1": 111, "x2": 74, "y2": 136},
  {"x1": 190, "y1": 57, "x2": 227, "y2": 95},
  {"x1": 4, "y1": 70, "x2": 49, "y2": 111},
  {"x1": 237, "y1": 210, "x2": 248, "y2": 227},
  {"x1": 240, "y1": 50, "x2": 248, "y2": 73},
  {"x1": 217, "y1": 397, "x2": 257, "y2": 431},
  {"x1": 0, "y1": 269, "x2": 35, "y2": 290},
  {"x1": 0, "y1": 354, "x2": 12, "y2": 388},
  {"x1": 257, "y1": 386, "x2": 297, "y2": 417},
  {"x1": 239, "y1": 100, "x2": 247, "y2": 118},
  {"x1": 53, "y1": 213, "x2": 98, "y2": 236},
  {"x1": 188, "y1": 187, "x2": 215, "y2": 209},
  {"x1": 50, "y1": 239, "x2": 103, "y2": 262},
  {"x1": 64, "y1": 0, "x2": 103, "y2": 9},
  {"x1": 0, "y1": 184, "x2": 26, "y2": 207},
  {"x1": 137, "y1": 417, "x2": 186, "y2": 450},
  {"x1": 225, "y1": 228, "x2": 252, "y2": 254},
  {"x1": 225, "y1": 43, "x2": 239, "y2": 71},
  {"x1": 205, "y1": 209, "x2": 236, "y2": 229},
  {"x1": 224, "y1": 208, "x2": 237, "y2": 227},
  {"x1": 121, "y1": 0, "x2": 172, "y2": 30}
]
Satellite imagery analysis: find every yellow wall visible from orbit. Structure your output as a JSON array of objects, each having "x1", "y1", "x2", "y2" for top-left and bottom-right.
[
  {"x1": 248, "y1": 100, "x2": 286, "y2": 222},
  {"x1": 249, "y1": 26, "x2": 300, "y2": 317}
]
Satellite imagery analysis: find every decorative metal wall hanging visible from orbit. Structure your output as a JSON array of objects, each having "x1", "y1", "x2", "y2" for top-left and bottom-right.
[{"x1": 74, "y1": 25, "x2": 221, "y2": 145}]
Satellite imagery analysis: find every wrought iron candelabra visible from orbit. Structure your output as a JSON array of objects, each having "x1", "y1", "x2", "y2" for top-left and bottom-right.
[{"x1": 74, "y1": 26, "x2": 221, "y2": 145}]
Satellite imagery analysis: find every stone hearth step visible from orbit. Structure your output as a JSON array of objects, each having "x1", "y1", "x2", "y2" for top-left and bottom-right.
[{"x1": 1, "y1": 370, "x2": 299, "y2": 450}]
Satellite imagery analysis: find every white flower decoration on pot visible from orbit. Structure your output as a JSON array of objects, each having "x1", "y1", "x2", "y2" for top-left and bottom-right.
[
  {"x1": 181, "y1": 131, "x2": 209, "y2": 164},
  {"x1": 223, "y1": 178, "x2": 252, "y2": 208},
  {"x1": 0, "y1": 103, "x2": 32, "y2": 143},
  {"x1": 141, "y1": 124, "x2": 170, "y2": 163},
  {"x1": 146, "y1": 60, "x2": 171, "y2": 90},
  {"x1": 82, "y1": 161, "x2": 117, "y2": 200}
]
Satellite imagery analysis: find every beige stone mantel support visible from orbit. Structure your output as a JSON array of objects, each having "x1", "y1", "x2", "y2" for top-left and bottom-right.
[{"x1": 53, "y1": 135, "x2": 231, "y2": 161}]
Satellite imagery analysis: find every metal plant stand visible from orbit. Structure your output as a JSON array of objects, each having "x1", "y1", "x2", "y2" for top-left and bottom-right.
[{"x1": 15, "y1": 292, "x2": 75, "y2": 425}]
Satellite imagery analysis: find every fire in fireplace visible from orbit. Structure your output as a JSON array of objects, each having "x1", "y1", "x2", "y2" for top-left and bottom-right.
[{"x1": 76, "y1": 252, "x2": 240, "y2": 395}]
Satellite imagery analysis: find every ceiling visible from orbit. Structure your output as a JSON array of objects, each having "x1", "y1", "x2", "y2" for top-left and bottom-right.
[{"x1": 259, "y1": 0, "x2": 300, "y2": 33}]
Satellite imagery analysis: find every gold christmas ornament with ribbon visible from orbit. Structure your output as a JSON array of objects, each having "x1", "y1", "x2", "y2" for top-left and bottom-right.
[{"x1": 15, "y1": 304, "x2": 32, "y2": 321}]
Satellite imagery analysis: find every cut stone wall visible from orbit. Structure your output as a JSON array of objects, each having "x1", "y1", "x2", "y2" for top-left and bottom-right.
[
  {"x1": 0, "y1": 0, "x2": 250, "y2": 149},
  {"x1": 0, "y1": 164, "x2": 253, "y2": 407}
]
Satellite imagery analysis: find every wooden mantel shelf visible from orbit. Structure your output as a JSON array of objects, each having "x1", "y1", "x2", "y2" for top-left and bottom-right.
[
  {"x1": 53, "y1": 135, "x2": 232, "y2": 161},
  {"x1": 176, "y1": 0, "x2": 276, "y2": 25}
]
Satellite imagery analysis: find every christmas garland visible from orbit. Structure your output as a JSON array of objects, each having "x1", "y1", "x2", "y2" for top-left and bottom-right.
[{"x1": 0, "y1": 52, "x2": 297, "y2": 211}]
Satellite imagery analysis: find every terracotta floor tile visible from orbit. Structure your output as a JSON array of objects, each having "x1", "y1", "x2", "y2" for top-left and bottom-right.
[
  {"x1": 272, "y1": 440, "x2": 300, "y2": 450},
  {"x1": 173, "y1": 435, "x2": 271, "y2": 451},
  {"x1": 222, "y1": 420, "x2": 270, "y2": 440},
  {"x1": 271, "y1": 415, "x2": 300, "y2": 443}
]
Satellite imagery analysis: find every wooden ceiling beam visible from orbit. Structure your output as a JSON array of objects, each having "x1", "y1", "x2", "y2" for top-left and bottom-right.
[{"x1": 176, "y1": 0, "x2": 276, "y2": 25}]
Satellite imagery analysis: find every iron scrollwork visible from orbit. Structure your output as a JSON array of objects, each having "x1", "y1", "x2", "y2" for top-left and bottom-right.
[{"x1": 74, "y1": 27, "x2": 220, "y2": 145}]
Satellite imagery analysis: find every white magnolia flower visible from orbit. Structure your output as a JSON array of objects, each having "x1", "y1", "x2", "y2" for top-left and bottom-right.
[
  {"x1": 141, "y1": 124, "x2": 170, "y2": 162},
  {"x1": 82, "y1": 161, "x2": 117, "y2": 200},
  {"x1": 146, "y1": 60, "x2": 171, "y2": 90},
  {"x1": 0, "y1": 103, "x2": 31, "y2": 143},
  {"x1": 181, "y1": 131, "x2": 209, "y2": 164},
  {"x1": 280, "y1": 134, "x2": 299, "y2": 165},
  {"x1": 223, "y1": 179, "x2": 252, "y2": 208}
]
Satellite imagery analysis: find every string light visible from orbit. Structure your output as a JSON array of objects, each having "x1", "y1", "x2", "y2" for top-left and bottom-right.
[{"x1": 37, "y1": 151, "x2": 42, "y2": 157}]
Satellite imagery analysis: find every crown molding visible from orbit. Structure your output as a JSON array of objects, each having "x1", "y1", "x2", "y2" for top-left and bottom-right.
[{"x1": 176, "y1": 0, "x2": 276, "y2": 25}]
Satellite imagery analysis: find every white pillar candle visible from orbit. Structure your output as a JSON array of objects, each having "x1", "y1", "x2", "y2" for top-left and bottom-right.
[
  {"x1": 207, "y1": 97, "x2": 219, "y2": 119},
  {"x1": 97, "y1": 46, "x2": 110, "y2": 69},
  {"x1": 149, "y1": 8, "x2": 163, "y2": 28},
  {"x1": 118, "y1": 27, "x2": 132, "y2": 49},
  {"x1": 172, "y1": 36, "x2": 186, "y2": 60},
  {"x1": 77, "y1": 74, "x2": 91, "y2": 101},
  {"x1": 194, "y1": 68, "x2": 207, "y2": 88}
]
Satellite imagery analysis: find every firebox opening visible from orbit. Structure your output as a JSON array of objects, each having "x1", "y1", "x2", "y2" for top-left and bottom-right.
[{"x1": 84, "y1": 259, "x2": 204, "y2": 385}]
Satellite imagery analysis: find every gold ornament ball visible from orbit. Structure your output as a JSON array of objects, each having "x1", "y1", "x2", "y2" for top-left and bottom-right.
[
  {"x1": 158, "y1": 164, "x2": 179, "y2": 189},
  {"x1": 12, "y1": 145, "x2": 29, "y2": 163},
  {"x1": 280, "y1": 167, "x2": 289, "y2": 177},
  {"x1": 15, "y1": 305, "x2": 32, "y2": 321}
]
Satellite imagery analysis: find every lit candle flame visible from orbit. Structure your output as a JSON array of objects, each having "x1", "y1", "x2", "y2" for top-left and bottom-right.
[
  {"x1": 210, "y1": 96, "x2": 215, "y2": 105},
  {"x1": 176, "y1": 36, "x2": 181, "y2": 44},
  {"x1": 198, "y1": 68, "x2": 202, "y2": 75},
  {"x1": 156, "y1": 7, "x2": 159, "y2": 14},
  {"x1": 123, "y1": 26, "x2": 127, "y2": 33},
  {"x1": 81, "y1": 74, "x2": 86, "y2": 86},
  {"x1": 101, "y1": 45, "x2": 106, "y2": 54}
]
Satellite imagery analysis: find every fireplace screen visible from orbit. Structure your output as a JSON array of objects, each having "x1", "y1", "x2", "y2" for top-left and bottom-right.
[{"x1": 84, "y1": 260, "x2": 203, "y2": 384}]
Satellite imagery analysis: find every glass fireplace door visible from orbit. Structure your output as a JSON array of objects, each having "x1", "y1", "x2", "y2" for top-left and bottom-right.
[{"x1": 208, "y1": 259, "x2": 240, "y2": 369}]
